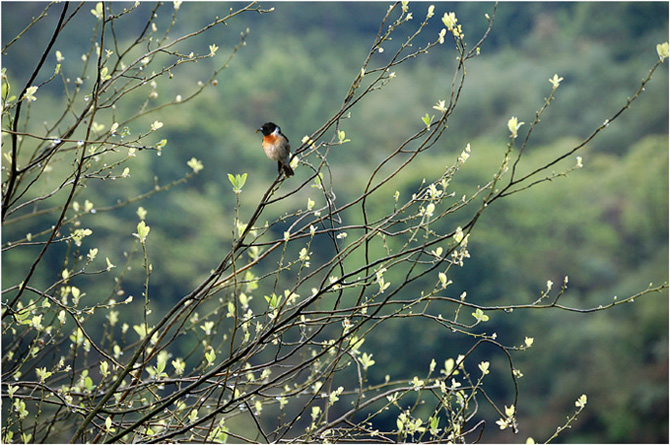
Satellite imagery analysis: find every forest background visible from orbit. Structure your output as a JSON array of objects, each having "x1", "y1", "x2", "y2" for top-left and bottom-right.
[{"x1": 1, "y1": 1, "x2": 668, "y2": 443}]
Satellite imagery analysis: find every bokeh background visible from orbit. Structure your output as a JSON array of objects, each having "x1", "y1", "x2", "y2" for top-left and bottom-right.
[{"x1": 2, "y1": 2, "x2": 668, "y2": 442}]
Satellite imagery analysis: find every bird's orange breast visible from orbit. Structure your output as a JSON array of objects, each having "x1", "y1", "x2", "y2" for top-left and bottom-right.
[{"x1": 263, "y1": 134, "x2": 280, "y2": 145}]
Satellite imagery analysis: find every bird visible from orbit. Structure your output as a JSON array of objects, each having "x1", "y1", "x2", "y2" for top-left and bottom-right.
[{"x1": 256, "y1": 122, "x2": 294, "y2": 177}]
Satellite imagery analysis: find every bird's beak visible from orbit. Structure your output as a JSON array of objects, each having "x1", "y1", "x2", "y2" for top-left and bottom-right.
[{"x1": 255, "y1": 128, "x2": 261, "y2": 133}]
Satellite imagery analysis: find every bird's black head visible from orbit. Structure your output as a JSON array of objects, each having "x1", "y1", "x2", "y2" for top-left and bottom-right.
[{"x1": 257, "y1": 122, "x2": 279, "y2": 136}]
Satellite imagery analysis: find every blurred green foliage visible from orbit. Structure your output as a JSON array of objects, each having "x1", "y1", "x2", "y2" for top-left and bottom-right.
[{"x1": 2, "y1": 2, "x2": 667, "y2": 442}]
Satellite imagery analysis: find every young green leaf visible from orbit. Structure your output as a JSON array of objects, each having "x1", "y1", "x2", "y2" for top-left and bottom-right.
[
  {"x1": 657, "y1": 41, "x2": 669, "y2": 62},
  {"x1": 91, "y1": 2, "x2": 103, "y2": 19},
  {"x1": 421, "y1": 113, "x2": 434, "y2": 128},
  {"x1": 472, "y1": 308, "x2": 489, "y2": 322},
  {"x1": 337, "y1": 130, "x2": 351, "y2": 143},
  {"x1": 134, "y1": 221, "x2": 150, "y2": 243},
  {"x1": 187, "y1": 157, "x2": 204, "y2": 173}
]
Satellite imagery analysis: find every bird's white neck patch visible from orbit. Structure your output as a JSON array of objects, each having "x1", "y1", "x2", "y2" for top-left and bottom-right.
[{"x1": 272, "y1": 126, "x2": 280, "y2": 135}]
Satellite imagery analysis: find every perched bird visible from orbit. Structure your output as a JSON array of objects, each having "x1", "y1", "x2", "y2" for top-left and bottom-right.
[{"x1": 256, "y1": 122, "x2": 294, "y2": 177}]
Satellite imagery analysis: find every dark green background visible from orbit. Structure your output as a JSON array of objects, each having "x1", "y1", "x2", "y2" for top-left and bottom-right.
[{"x1": 2, "y1": 2, "x2": 668, "y2": 442}]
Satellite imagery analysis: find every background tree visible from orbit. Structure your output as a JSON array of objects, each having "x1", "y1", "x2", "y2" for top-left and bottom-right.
[{"x1": 2, "y1": 2, "x2": 668, "y2": 443}]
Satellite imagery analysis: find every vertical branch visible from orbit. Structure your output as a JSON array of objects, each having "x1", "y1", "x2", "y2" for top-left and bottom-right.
[{"x1": 3, "y1": 2, "x2": 69, "y2": 221}]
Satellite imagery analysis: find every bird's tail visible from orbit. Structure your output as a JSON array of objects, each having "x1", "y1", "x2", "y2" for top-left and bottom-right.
[{"x1": 282, "y1": 162, "x2": 294, "y2": 177}]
